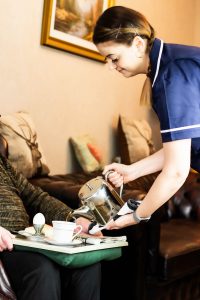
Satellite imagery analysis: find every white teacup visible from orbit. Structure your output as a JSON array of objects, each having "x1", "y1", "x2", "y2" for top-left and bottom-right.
[{"x1": 52, "y1": 221, "x2": 82, "y2": 243}]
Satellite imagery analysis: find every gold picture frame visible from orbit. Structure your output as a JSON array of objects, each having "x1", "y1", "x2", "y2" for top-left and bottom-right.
[{"x1": 41, "y1": 0, "x2": 115, "y2": 62}]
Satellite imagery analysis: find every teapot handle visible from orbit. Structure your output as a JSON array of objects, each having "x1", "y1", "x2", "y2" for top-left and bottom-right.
[{"x1": 104, "y1": 170, "x2": 123, "y2": 198}]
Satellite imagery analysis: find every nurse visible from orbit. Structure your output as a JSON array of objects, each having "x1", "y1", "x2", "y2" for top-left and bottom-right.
[{"x1": 92, "y1": 6, "x2": 200, "y2": 229}]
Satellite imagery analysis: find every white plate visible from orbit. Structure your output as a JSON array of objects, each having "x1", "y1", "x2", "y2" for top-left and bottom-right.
[{"x1": 44, "y1": 238, "x2": 82, "y2": 246}]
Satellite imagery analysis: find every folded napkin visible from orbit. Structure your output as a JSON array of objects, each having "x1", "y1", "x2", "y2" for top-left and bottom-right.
[{"x1": 81, "y1": 235, "x2": 127, "y2": 245}]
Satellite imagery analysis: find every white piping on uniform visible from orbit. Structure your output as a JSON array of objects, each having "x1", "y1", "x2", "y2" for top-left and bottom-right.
[
  {"x1": 161, "y1": 124, "x2": 200, "y2": 134},
  {"x1": 152, "y1": 40, "x2": 164, "y2": 87}
]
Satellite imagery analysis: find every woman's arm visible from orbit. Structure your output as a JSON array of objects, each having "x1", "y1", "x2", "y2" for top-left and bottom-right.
[
  {"x1": 103, "y1": 148, "x2": 164, "y2": 187},
  {"x1": 106, "y1": 139, "x2": 191, "y2": 229},
  {"x1": 128, "y1": 148, "x2": 164, "y2": 179},
  {"x1": 136, "y1": 139, "x2": 191, "y2": 216}
]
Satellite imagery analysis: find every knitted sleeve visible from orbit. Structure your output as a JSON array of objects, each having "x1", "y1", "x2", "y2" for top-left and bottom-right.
[{"x1": 6, "y1": 160, "x2": 73, "y2": 225}]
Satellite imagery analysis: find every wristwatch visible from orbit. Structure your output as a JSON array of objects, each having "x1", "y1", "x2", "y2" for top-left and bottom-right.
[
  {"x1": 127, "y1": 199, "x2": 151, "y2": 223},
  {"x1": 132, "y1": 210, "x2": 151, "y2": 224}
]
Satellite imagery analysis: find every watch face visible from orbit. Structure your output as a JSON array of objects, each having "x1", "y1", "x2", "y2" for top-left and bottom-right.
[{"x1": 139, "y1": 218, "x2": 150, "y2": 223}]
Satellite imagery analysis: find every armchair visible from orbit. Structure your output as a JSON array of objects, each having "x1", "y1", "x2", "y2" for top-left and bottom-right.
[{"x1": 145, "y1": 172, "x2": 200, "y2": 300}]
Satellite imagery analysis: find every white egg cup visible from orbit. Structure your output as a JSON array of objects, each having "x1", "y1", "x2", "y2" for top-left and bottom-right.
[
  {"x1": 33, "y1": 223, "x2": 45, "y2": 236},
  {"x1": 32, "y1": 213, "x2": 46, "y2": 241}
]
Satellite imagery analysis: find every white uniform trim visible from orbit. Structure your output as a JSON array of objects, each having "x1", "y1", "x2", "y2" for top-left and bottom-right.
[
  {"x1": 152, "y1": 40, "x2": 164, "y2": 88},
  {"x1": 161, "y1": 124, "x2": 200, "y2": 133}
]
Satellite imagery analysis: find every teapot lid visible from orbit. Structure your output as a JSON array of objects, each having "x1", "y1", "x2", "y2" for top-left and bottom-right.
[{"x1": 78, "y1": 177, "x2": 104, "y2": 200}]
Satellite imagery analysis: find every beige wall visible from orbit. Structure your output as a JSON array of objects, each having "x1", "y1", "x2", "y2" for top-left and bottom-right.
[
  {"x1": 194, "y1": 0, "x2": 200, "y2": 46},
  {"x1": 0, "y1": 0, "x2": 198, "y2": 174}
]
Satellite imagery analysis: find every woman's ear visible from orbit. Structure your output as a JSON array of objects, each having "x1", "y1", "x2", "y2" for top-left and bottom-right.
[{"x1": 132, "y1": 36, "x2": 146, "y2": 58}]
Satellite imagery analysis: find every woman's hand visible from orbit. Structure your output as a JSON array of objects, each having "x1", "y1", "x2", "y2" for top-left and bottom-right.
[
  {"x1": 103, "y1": 163, "x2": 132, "y2": 187},
  {"x1": 105, "y1": 214, "x2": 137, "y2": 230},
  {"x1": 76, "y1": 217, "x2": 103, "y2": 237},
  {"x1": 103, "y1": 150, "x2": 165, "y2": 188},
  {"x1": 0, "y1": 227, "x2": 14, "y2": 252}
]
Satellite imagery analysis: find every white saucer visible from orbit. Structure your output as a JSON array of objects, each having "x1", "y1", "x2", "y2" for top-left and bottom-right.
[
  {"x1": 44, "y1": 238, "x2": 82, "y2": 246},
  {"x1": 18, "y1": 230, "x2": 33, "y2": 237}
]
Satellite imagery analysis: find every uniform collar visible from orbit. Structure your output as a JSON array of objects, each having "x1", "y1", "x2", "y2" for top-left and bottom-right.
[{"x1": 149, "y1": 38, "x2": 164, "y2": 87}]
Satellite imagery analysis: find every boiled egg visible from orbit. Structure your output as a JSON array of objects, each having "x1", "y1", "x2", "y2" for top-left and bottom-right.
[{"x1": 33, "y1": 213, "x2": 45, "y2": 225}]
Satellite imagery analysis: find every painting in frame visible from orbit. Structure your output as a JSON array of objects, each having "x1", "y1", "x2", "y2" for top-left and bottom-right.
[{"x1": 41, "y1": 0, "x2": 115, "y2": 62}]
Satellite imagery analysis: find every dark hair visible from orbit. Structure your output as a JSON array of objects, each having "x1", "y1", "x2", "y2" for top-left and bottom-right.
[{"x1": 93, "y1": 6, "x2": 155, "y2": 49}]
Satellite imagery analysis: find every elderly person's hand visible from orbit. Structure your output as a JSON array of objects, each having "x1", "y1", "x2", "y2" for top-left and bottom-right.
[
  {"x1": 0, "y1": 226, "x2": 14, "y2": 252},
  {"x1": 76, "y1": 217, "x2": 103, "y2": 237}
]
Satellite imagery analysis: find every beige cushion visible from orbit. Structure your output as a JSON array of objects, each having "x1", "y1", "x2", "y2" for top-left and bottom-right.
[
  {"x1": 0, "y1": 111, "x2": 50, "y2": 178},
  {"x1": 118, "y1": 115, "x2": 155, "y2": 164},
  {"x1": 70, "y1": 135, "x2": 102, "y2": 173}
]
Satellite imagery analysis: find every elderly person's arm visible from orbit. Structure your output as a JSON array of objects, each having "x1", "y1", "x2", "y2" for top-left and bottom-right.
[{"x1": 2, "y1": 158, "x2": 101, "y2": 235}]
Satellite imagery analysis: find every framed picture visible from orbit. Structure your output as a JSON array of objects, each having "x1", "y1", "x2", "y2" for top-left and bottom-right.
[{"x1": 41, "y1": 0, "x2": 115, "y2": 62}]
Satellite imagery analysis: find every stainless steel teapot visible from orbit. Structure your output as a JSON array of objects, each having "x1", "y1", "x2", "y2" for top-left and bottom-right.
[{"x1": 72, "y1": 171, "x2": 124, "y2": 227}]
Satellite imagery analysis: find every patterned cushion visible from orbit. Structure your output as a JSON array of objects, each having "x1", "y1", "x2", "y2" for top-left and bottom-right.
[
  {"x1": 118, "y1": 115, "x2": 155, "y2": 164},
  {"x1": 0, "y1": 111, "x2": 50, "y2": 178},
  {"x1": 70, "y1": 135, "x2": 102, "y2": 174}
]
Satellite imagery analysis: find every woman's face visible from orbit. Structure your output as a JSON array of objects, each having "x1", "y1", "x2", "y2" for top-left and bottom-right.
[{"x1": 96, "y1": 37, "x2": 148, "y2": 78}]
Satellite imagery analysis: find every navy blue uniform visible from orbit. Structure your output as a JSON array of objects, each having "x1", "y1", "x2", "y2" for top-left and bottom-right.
[{"x1": 149, "y1": 38, "x2": 200, "y2": 172}]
